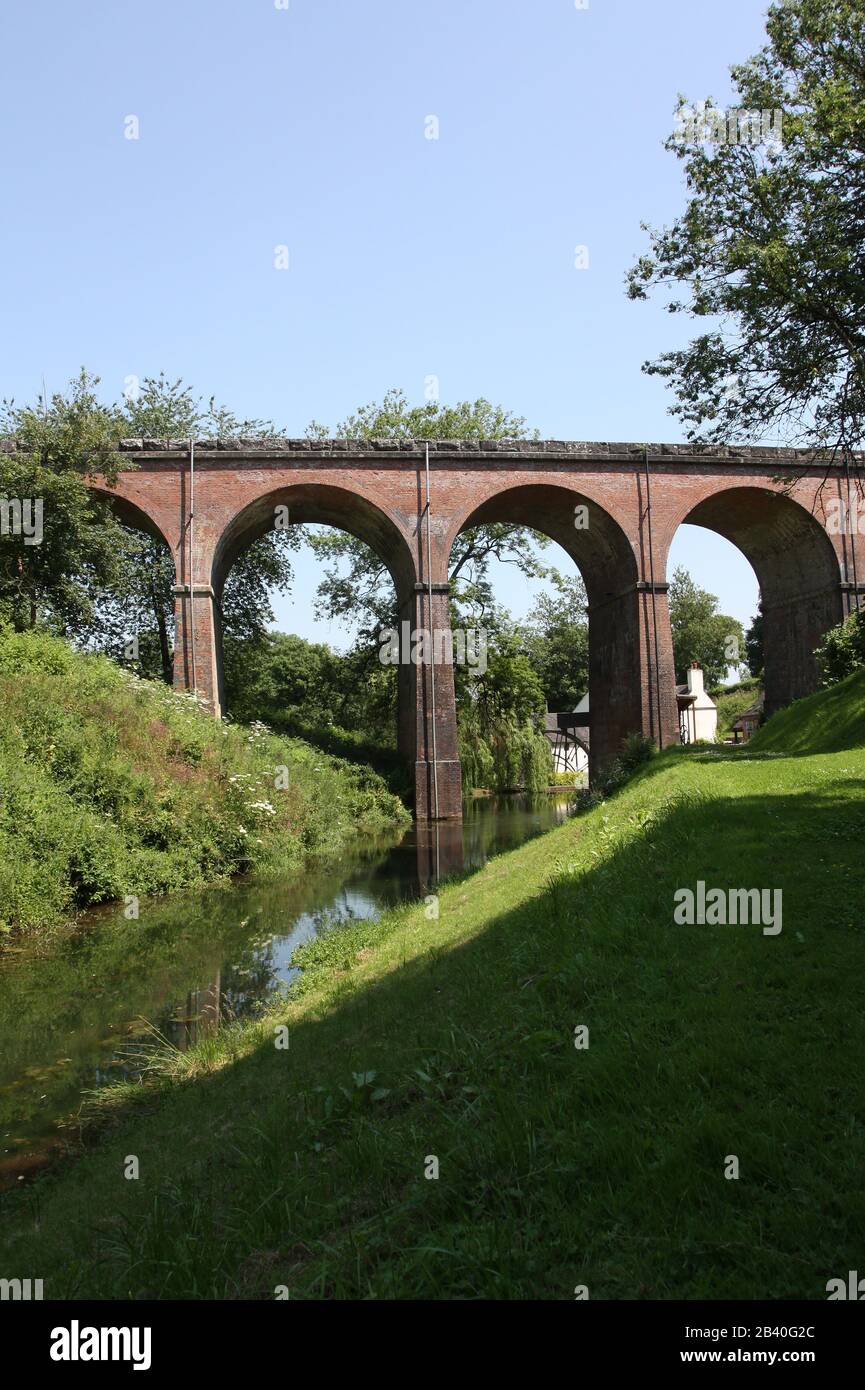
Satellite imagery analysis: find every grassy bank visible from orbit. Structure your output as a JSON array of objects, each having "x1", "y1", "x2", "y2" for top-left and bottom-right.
[
  {"x1": 2, "y1": 671, "x2": 864, "y2": 1299},
  {"x1": 0, "y1": 628, "x2": 409, "y2": 934}
]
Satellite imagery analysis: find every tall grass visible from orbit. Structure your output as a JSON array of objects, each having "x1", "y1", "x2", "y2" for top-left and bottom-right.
[{"x1": 0, "y1": 627, "x2": 409, "y2": 933}]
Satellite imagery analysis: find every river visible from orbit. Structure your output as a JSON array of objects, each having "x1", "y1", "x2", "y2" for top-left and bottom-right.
[{"x1": 0, "y1": 793, "x2": 576, "y2": 1187}]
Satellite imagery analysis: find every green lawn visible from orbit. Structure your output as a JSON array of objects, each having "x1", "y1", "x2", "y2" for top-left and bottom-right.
[{"x1": 2, "y1": 672, "x2": 865, "y2": 1300}]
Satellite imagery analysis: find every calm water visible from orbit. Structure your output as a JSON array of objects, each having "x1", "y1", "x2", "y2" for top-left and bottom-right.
[{"x1": 0, "y1": 794, "x2": 575, "y2": 1186}]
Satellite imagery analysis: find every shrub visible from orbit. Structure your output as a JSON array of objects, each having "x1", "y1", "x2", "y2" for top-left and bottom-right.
[{"x1": 814, "y1": 609, "x2": 865, "y2": 686}]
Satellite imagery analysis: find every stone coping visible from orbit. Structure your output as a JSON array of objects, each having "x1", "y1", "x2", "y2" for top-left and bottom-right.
[{"x1": 1, "y1": 437, "x2": 856, "y2": 466}]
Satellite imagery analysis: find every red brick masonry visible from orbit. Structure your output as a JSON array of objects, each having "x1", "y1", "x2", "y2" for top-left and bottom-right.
[{"x1": 20, "y1": 437, "x2": 860, "y2": 819}]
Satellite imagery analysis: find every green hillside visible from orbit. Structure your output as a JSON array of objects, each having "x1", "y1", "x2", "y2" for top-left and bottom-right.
[
  {"x1": 0, "y1": 628, "x2": 409, "y2": 933},
  {"x1": 2, "y1": 669, "x2": 864, "y2": 1299},
  {"x1": 749, "y1": 668, "x2": 865, "y2": 755}
]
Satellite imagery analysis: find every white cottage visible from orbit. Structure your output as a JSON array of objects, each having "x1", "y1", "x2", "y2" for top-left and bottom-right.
[
  {"x1": 546, "y1": 666, "x2": 718, "y2": 766},
  {"x1": 676, "y1": 663, "x2": 717, "y2": 744}
]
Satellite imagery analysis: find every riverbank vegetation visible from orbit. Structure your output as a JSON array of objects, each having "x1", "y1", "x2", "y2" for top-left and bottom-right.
[
  {"x1": 0, "y1": 627, "x2": 408, "y2": 935},
  {"x1": 3, "y1": 669, "x2": 863, "y2": 1298}
]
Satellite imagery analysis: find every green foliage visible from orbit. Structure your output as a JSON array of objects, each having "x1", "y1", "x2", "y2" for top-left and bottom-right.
[
  {"x1": 712, "y1": 678, "x2": 762, "y2": 738},
  {"x1": 469, "y1": 630, "x2": 547, "y2": 730},
  {"x1": 0, "y1": 371, "x2": 296, "y2": 681},
  {"x1": 307, "y1": 385, "x2": 537, "y2": 444},
  {"x1": 0, "y1": 627, "x2": 408, "y2": 933},
  {"x1": 0, "y1": 372, "x2": 131, "y2": 635},
  {"x1": 588, "y1": 730, "x2": 658, "y2": 800},
  {"x1": 617, "y1": 731, "x2": 658, "y2": 774},
  {"x1": 454, "y1": 623, "x2": 552, "y2": 794},
  {"x1": 123, "y1": 372, "x2": 283, "y2": 443},
  {"x1": 2, "y1": 367, "x2": 125, "y2": 480},
  {"x1": 457, "y1": 711, "x2": 496, "y2": 794},
  {"x1": 745, "y1": 608, "x2": 764, "y2": 678},
  {"x1": 224, "y1": 631, "x2": 395, "y2": 737},
  {"x1": 489, "y1": 717, "x2": 553, "y2": 794},
  {"x1": 628, "y1": 0, "x2": 865, "y2": 456},
  {"x1": 814, "y1": 607, "x2": 865, "y2": 685},
  {"x1": 519, "y1": 571, "x2": 589, "y2": 711},
  {"x1": 749, "y1": 666, "x2": 865, "y2": 755},
  {"x1": 458, "y1": 707, "x2": 551, "y2": 795},
  {"x1": 669, "y1": 566, "x2": 744, "y2": 685}
]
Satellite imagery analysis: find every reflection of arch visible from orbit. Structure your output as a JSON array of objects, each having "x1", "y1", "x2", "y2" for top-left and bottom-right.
[
  {"x1": 670, "y1": 487, "x2": 843, "y2": 713},
  {"x1": 89, "y1": 487, "x2": 174, "y2": 555},
  {"x1": 212, "y1": 483, "x2": 417, "y2": 599},
  {"x1": 447, "y1": 483, "x2": 639, "y2": 599}
]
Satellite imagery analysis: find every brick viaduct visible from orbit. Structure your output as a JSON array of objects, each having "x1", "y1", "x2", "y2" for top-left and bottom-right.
[{"x1": 89, "y1": 438, "x2": 862, "y2": 819}]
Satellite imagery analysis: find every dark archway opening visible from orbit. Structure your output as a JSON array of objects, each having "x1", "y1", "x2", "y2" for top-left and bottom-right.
[
  {"x1": 677, "y1": 488, "x2": 843, "y2": 717},
  {"x1": 449, "y1": 485, "x2": 642, "y2": 782},
  {"x1": 87, "y1": 490, "x2": 177, "y2": 684},
  {"x1": 212, "y1": 484, "x2": 418, "y2": 796}
]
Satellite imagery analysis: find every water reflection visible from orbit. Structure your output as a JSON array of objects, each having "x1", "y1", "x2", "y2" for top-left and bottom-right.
[{"x1": 0, "y1": 794, "x2": 575, "y2": 1184}]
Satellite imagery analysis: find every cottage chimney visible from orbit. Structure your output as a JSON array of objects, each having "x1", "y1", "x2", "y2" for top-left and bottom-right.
[{"x1": 687, "y1": 662, "x2": 704, "y2": 696}]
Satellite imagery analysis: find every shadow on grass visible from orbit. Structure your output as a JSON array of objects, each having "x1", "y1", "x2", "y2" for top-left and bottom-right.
[{"x1": 4, "y1": 775, "x2": 865, "y2": 1301}]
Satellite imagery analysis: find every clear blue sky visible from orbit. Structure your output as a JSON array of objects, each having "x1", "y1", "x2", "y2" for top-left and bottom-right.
[{"x1": 0, "y1": 0, "x2": 775, "y2": 651}]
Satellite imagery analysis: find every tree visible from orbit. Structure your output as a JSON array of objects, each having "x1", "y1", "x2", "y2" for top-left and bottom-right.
[
  {"x1": 0, "y1": 371, "x2": 130, "y2": 634},
  {"x1": 745, "y1": 606, "x2": 765, "y2": 678},
  {"x1": 520, "y1": 571, "x2": 589, "y2": 710},
  {"x1": 307, "y1": 387, "x2": 538, "y2": 445},
  {"x1": 120, "y1": 374, "x2": 297, "y2": 678},
  {"x1": 668, "y1": 566, "x2": 744, "y2": 686},
  {"x1": 814, "y1": 608, "x2": 865, "y2": 684},
  {"x1": 468, "y1": 629, "x2": 547, "y2": 734},
  {"x1": 627, "y1": 0, "x2": 865, "y2": 471},
  {"x1": 1, "y1": 371, "x2": 298, "y2": 680}
]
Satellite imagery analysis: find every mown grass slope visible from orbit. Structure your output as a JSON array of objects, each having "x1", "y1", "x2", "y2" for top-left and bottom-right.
[
  {"x1": 2, "y1": 670, "x2": 864, "y2": 1299},
  {"x1": 749, "y1": 668, "x2": 865, "y2": 755},
  {"x1": 0, "y1": 628, "x2": 408, "y2": 933}
]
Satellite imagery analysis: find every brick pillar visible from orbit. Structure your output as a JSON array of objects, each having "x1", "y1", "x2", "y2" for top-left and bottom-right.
[
  {"x1": 172, "y1": 583, "x2": 223, "y2": 716},
  {"x1": 588, "y1": 580, "x2": 678, "y2": 778},
  {"x1": 409, "y1": 582, "x2": 462, "y2": 820},
  {"x1": 396, "y1": 587, "x2": 417, "y2": 768},
  {"x1": 762, "y1": 581, "x2": 843, "y2": 717}
]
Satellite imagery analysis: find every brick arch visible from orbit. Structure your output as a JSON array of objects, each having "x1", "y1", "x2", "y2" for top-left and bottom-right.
[
  {"x1": 666, "y1": 486, "x2": 843, "y2": 713},
  {"x1": 209, "y1": 482, "x2": 421, "y2": 762},
  {"x1": 446, "y1": 483, "x2": 651, "y2": 780},
  {"x1": 89, "y1": 486, "x2": 176, "y2": 558},
  {"x1": 68, "y1": 436, "x2": 863, "y2": 818},
  {"x1": 211, "y1": 482, "x2": 418, "y2": 600},
  {"x1": 448, "y1": 482, "x2": 639, "y2": 599}
]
